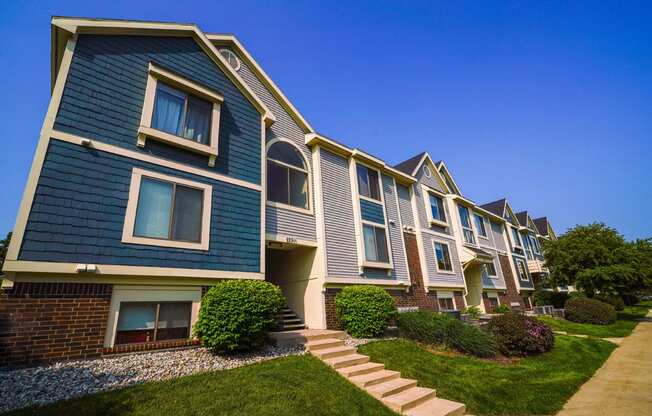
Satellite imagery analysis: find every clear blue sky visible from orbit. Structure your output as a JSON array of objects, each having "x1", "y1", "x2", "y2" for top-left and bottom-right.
[{"x1": 1, "y1": 1, "x2": 650, "y2": 240}]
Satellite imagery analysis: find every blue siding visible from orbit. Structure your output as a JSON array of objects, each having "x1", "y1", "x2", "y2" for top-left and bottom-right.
[
  {"x1": 18, "y1": 140, "x2": 261, "y2": 272},
  {"x1": 360, "y1": 199, "x2": 385, "y2": 225},
  {"x1": 54, "y1": 35, "x2": 261, "y2": 184}
]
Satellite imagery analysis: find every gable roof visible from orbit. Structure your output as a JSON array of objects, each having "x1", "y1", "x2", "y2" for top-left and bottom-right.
[
  {"x1": 436, "y1": 161, "x2": 462, "y2": 195},
  {"x1": 50, "y1": 16, "x2": 275, "y2": 125},
  {"x1": 533, "y1": 217, "x2": 549, "y2": 235},
  {"x1": 393, "y1": 152, "x2": 427, "y2": 176},
  {"x1": 515, "y1": 211, "x2": 529, "y2": 227},
  {"x1": 206, "y1": 33, "x2": 313, "y2": 133},
  {"x1": 480, "y1": 199, "x2": 507, "y2": 217}
]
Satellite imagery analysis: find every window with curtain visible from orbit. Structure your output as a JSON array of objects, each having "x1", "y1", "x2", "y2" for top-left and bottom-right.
[
  {"x1": 434, "y1": 242, "x2": 453, "y2": 271},
  {"x1": 152, "y1": 83, "x2": 212, "y2": 144},
  {"x1": 482, "y1": 261, "x2": 497, "y2": 277},
  {"x1": 473, "y1": 214, "x2": 487, "y2": 237},
  {"x1": 458, "y1": 205, "x2": 476, "y2": 245},
  {"x1": 266, "y1": 141, "x2": 309, "y2": 209},
  {"x1": 134, "y1": 177, "x2": 204, "y2": 243},
  {"x1": 115, "y1": 302, "x2": 191, "y2": 345},
  {"x1": 363, "y1": 224, "x2": 389, "y2": 263},
  {"x1": 356, "y1": 164, "x2": 381, "y2": 201},
  {"x1": 429, "y1": 194, "x2": 446, "y2": 223}
]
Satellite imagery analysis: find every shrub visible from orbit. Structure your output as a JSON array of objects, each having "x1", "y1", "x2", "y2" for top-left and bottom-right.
[
  {"x1": 335, "y1": 286, "x2": 396, "y2": 338},
  {"x1": 622, "y1": 293, "x2": 640, "y2": 306},
  {"x1": 487, "y1": 313, "x2": 554, "y2": 356},
  {"x1": 461, "y1": 306, "x2": 481, "y2": 319},
  {"x1": 534, "y1": 290, "x2": 569, "y2": 308},
  {"x1": 194, "y1": 280, "x2": 284, "y2": 352},
  {"x1": 565, "y1": 297, "x2": 617, "y2": 325},
  {"x1": 493, "y1": 304, "x2": 511, "y2": 314},
  {"x1": 398, "y1": 311, "x2": 497, "y2": 358},
  {"x1": 594, "y1": 294, "x2": 625, "y2": 311}
]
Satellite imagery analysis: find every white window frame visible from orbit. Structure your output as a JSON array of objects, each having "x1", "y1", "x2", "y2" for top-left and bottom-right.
[
  {"x1": 437, "y1": 290, "x2": 456, "y2": 311},
  {"x1": 265, "y1": 138, "x2": 313, "y2": 215},
  {"x1": 137, "y1": 63, "x2": 223, "y2": 167},
  {"x1": 422, "y1": 186, "x2": 448, "y2": 227},
  {"x1": 433, "y1": 240, "x2": 456, "y2": 274},
  {"x1": 356, "y1": 163, "x2": 382, "y2": 203},
  {"x1": 483, "y1": 259, "x2": 499, "y2": 279},
  {"x1": 122, "y1": 167, "x2": 212, "y2": 250},
  {"x1": 457, "y1": 203, "x2": 477, "y2": 246},
  {"x1": 510, "y1": 226, "x2": 523, "y2": 249},
  {"x1": 473, "y1": 213, "x2": 489, "y2": 239},
  {"x1": 515, "y1": 258, "x2": 530, "y2": 282},
  {"x1": 218, "y1": 48, "x2": 241, "y2": 71},
  {"x1": 361, "y1": 221, "x2": 393, "y2": 268},
  {"x1": 104, "y1": 285, "x2": 202, "y2": 348}
]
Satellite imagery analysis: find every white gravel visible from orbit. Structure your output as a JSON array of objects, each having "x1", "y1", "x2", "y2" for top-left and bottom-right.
[
  {"x1": 344, "y1": 335, "x2": 396, "y2": 348},
  {"x1": 0, "y1": 344, "x2": 304, "y2": 413}
]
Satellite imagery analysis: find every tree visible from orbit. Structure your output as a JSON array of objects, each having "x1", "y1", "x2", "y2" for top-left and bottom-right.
[
  {"x1": 0, "y1": 231, "x2": 11, "y2": 275},
  {"x1": 543, "y1": 223, "x2": 651, "y2": 297}
]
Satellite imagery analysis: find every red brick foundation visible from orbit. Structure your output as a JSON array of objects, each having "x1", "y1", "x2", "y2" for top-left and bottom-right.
[
  {"x1": 324, "y1": 232, "x2": 442, "y2": 329},
  {"x1": 498, "y1": 254, "x2": 525, "y2": 310},
  {"x1": 0, "y1": 282, "x2": 113, "y2": 367}
]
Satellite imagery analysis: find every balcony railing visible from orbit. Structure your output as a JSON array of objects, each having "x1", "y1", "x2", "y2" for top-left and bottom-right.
[{"x1": 527, "y1": 259, "x2": 549, "y2": 274}]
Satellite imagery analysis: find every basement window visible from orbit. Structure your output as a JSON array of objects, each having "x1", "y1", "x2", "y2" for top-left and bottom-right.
[{"x1": 115, "y1": 302, "x2": 191, "y2": 345}]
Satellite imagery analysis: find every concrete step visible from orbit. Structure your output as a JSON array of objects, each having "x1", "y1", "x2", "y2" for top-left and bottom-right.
[
  {"x1": 306, "y1": 338, "x2": 345, "y2": 351},
  {"x1": 304, "y1": 330, "x2": 346, "y2": 342},
  {"x1": 382, "y1": 387, "x2": 437, "y2": 413},
  {"x1": 366, "y1": 377, "x2": 418, "y2": 399},
  {"x1": 282, "y1": 323, "x2": 306, "y2": 330},
  {"x1": 337, "y1": 362, "x2": 385, "y2": 377},
  {"x1": 281, "y1": 318, "x2": 303, "y2": 324},
  {"x1": 311, "y1": 345, "x2": 357, "y2": 360},
  {"x1": 350, "y1": 369, "x2": 400, "y2": 388},
  {"x1": 404, "y1": 398, "x2": 466, "y2": 416},
  {"x1": 325, "y1": 353, "x2": 369, "y2": 369}
]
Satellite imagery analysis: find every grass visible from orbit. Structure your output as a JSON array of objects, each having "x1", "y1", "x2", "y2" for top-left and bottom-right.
[
  {"x1": 359, "y1": 336, "x2": 615, "y2": 416},
  {"x1": 5, "y1": 355, "x2": 397, "y2": 416},
  {"x1": 538, "y1": 301, "x2": 652, "y2": 338}
]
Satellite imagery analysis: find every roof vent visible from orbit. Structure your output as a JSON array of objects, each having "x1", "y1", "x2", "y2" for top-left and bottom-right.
[{"x1": 219, "y1": 49, "x2": 241, "y2": 71}]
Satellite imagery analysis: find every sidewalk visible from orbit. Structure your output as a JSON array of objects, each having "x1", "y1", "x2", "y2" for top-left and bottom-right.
[{"x1": 557, "y1": 310, "x2": 652, "y2": 415}]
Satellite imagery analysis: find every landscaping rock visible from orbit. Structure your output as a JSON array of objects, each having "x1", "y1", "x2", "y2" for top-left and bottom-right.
[{"x1": 0, "y1": 344, "x2": 304, "y2": 413}]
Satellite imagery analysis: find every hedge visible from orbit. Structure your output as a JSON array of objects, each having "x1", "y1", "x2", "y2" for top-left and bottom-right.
[
  {"x1": 335, "y1": 286, "x2": 396, "y2": 338},
  {"x1": 565, "y1": 297, "x2": 617, "y2": 325}
]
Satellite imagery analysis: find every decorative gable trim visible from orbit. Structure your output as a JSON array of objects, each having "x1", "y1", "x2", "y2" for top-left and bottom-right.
[{"x1": 436, "y1": 160, "x2": 462, "y2": 195}]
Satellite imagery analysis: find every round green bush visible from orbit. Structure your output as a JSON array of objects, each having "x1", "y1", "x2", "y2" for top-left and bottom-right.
[
  {"x1": 565, "y1": 297, "x2": 617, "y2": 325},
  {"x1": 194, "y1": 280, "x2": 284, "y2": 352},
  {"x1": 493, "y1": 304, "x2": 511, "y2": 314},
  {"x1": 487, "y1": 313, "x2": 554, "y2": 356},
  {"x1": 594, "y1": 294, "x2": 625, "y2": 311},
  {"x1": 461, "y1": 306, "x2": 481, "y2": 319},
  {"x1": 335, "y1": 286, "x2": 396, "y2": 338}
]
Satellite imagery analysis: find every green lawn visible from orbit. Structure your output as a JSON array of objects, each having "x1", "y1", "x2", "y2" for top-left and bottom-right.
[
  {"x1": 5, "y1": 355, "x2": 397, "y2": 416},
  {"x1": 539, "y1": 301, "x2": 652, "y2": 338},
  {"x1": 359, "y1": 336, "x2": 615, "y2": 416}
]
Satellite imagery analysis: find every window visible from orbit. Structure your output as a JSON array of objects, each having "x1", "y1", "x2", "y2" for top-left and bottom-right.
[
  {"x1": 429, "y1": 193, "x2": 447, "y2": 223},
  {"x1": 437, "y1": 291, "x2": 455, "y2": 311},
  {"x1": 511, "y1": 227, "x2": 522, "y2": 248},
  {"x1": 115, "y1": 301, "x2": 191, "y2": 345},
  {"x1": 357, "y1": 164, "x2": 381, "y2": 201},
  {"x1": 363, "y1": 224, "x2": 389, "y2": 263},
  {"x1": 434, "y1": 242, "x2": 453, "y2": 272},
  {"x1": 267, "y1": 141, "x2": 309, "y2": 210},
  {"x1": 473, "y1": 214, "x2": 487, "y2": 238},
  {"x1": 487, "y1": 293, "x2": 499, "y2": 310},
  {"x1": 123, "y1": 168, "x2": 212, "y2": 250},
  {"x1": 152, "y1": 83, "x2": 212, "y2": 145},
  {"x1": 138, "y1": 63, "x2": 222, "y2": 167},
  {"x1": 219, "y1": 48, "x2": 241, "y2": 70},
  {"x1": 516, "y1": 259, "x2": 529, "y2": 281},
  {"x1": 458, "y1": 205, "x2": 476, "y2": 245},
  {"x1": 482, "y1": 261, "x2": 498, "y2": 278},
  {"x1": 530, "y1": 235, "x2": 541, "y2": 254},
  {"x1": 522, "y1": 233, "x2": 534, "y2": 260}
]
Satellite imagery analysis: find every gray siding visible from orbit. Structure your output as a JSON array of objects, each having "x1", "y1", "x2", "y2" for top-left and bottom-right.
[
  {"x1": 476, "y1": 212, "x2": 496, "y2": 250},
  {"x1": 481, "y1": 249, "x2": 507, "y2": 289},
  {"x1": 421, "y1": 233, "x2": 465, "y2": 286},
  {"x1": 396, "y1": 184, "x2": 415, "y2": 228},
  {"x1": 376, "y1": 175, "x2": 409, "y2": 282},
  {"x1": 320, "y1": 150, "x2": 359, "y2": 278},
  {"x1": 415, "y1": 163, "x2": 445, "y2": 193},
  {"x1": 491, "y1": 221, "x2": 507, "y2": 252},
  {"x1": 414, "y1": 185, "x2": 453, "y2": 236},
  {"x1": 228, "y1": 46, "x2": 318, "y2": 243},
  {"x1": 266, "y1": 206, "x2": 316, "y2": 241}
]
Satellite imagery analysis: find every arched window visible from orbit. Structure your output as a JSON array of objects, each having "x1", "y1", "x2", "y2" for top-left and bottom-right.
[{"x1": 266, "y1": 141, "x2": 309, "y2": 210}]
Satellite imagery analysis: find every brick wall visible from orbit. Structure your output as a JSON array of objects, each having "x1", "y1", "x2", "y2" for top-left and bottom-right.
[
  {"x1": 498, "y1": 254, "x2": 524, "y2": 310},
  {"x1": 324, "y1": 232, "x2": 440, "y2": 329},
  {"x1": 0, "y1": 282, "x2": 112, "y2": 367}
]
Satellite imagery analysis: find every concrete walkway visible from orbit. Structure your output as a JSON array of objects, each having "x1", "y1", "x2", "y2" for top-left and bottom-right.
[{"x1": 557, "y1": 310, "x2": 652, "y2": 415}]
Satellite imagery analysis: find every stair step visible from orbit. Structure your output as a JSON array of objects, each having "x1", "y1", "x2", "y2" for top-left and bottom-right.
[
  {"x1": 306, "y1": 338, "x2": 345, "y2": 351},
  {"x1": 337, "y1": 362, "x2": 385, "y2": 377},
  {"x1": 282, "y1": 323, "x2": 306, "y2": 330},
  {"x1": 312, "y1": 345, "x2": 357, "y2": 359},
  {"x1": 366, "y1": 377, "x2": 418, "y2": 398},
  {"x1": 404, "y1": 398, "x2": 466, "y2": 416},
  {"x1": 281, "y1": 318, "x2": 302, "y2": 324},
  {"x1": 304, "y1": 330, "x2": 346, "y2": 342},
  {"x1": 382, "y1": 387, "x2": 437, "y2": 413},
  {"x1": 350, "y1": 369, "x2": 400, "y2": 388},
  {"x1": 325, "y1": 353, "x2": 369, "y2": 369}
]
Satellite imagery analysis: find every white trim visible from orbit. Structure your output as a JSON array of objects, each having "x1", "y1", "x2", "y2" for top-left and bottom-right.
[
  {"x1": 515, "y1": 258, "x2": 530, "y2": 282},
  {"x1": 437, "y1": 290, "x2": 454, "y2": 299},
  {"x1": 50, "y1": 130, "x2": 261, "y2": 191},
  {"x1": 104, "y1": 285, "x2": 202, "y2": 348},
  {"x1": 259, "y1": 117, "x2": 266, "y2": 275},
  {"x1": 409, "y1": 183, "x2": 431, "y2": 286},
  {"x1": 433, "y1": 240, "x2": 456, "y2": 275},
  {"x1": 218, "y1": 48, "x2": 241, "y2": 71},
  {"x1": 3, "y1": 260, "x2": 265, "y2": 279},
  {"x1": 391, "y1": 176, "x2": 411, "y2": 283},
  {"x1": 265, "y1": 233, "x2": 318, "y2": 248},
  {"x1": 121, "y1": 168, "x2": 212, "y2": 250},
  {"x1": 265, "y1": 138, "x2": 313, "y2": 215},
  {"x1": 421, "y1": 185, "x2": 449, "y2": 227},
  {"x1": 324, "y1": 277, "x2": 409, "y2": 287}
]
